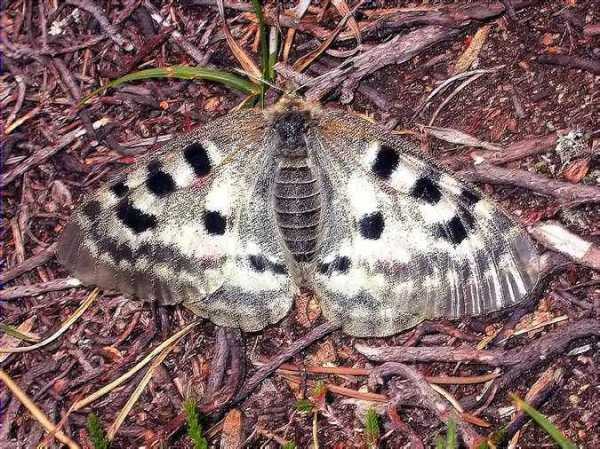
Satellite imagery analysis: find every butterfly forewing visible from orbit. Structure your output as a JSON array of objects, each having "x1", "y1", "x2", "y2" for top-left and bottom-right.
[{"x1": 57, "y1": 108, "x2": 294, "y2": 332}]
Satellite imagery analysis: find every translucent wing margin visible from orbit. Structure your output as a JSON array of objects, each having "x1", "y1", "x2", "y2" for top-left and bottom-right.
[
  {"x1": 311, "y1": 111, "x2": 541, "y2": 337},
  {"x1": 57, "y1": 109, "x2": 293, "y2": 332}
]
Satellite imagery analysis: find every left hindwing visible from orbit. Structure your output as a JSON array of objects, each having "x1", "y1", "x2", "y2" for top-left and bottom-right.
[{"x1": 311, "y1": 111, "x2": 541, "y2": 337}]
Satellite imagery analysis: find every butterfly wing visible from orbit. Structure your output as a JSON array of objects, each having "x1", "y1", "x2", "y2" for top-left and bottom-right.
[
  {"x1": 57, "y1": 109, "x2": 293, "y2": 332},
  {"x1": 310, "y1": 111, "x2": 541, "y2": 337}
]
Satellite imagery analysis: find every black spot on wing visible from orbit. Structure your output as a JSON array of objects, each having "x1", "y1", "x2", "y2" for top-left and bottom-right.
[
  {"x1": 359, "y1": 212, "x2": 385, "y2": 240},
  {"x1": 460, "y1": 207, "x2": 476, "y2": 229},
  {"x1": 146, "y1": 170, "x2": 176, "y2": 197},
  {"x1": 319, "y1": 256, "x2": 351, "y2": 275},
  {"x1": 249, "y1": 254, "x2": 288, "y2": 275},
  {"x1": 249, "y1": 254, "x2": 266, "y2": 272},
  {"x1": 184, "y1": 143, "x2": 211, "y2": 176},
  {"x1": 460, "y1": 189, "x2": 480, "y2": 207},
  {"x1": 271, "y1": 262, "x2": 288, "y2": 275},
  {"x1": 115, "y1": 242, "x2": 135, "y2": 263},
  {"x1": 117, "y1": 199, "x2": 157, "y2": 234},
  {"x1": 203, "y1": 210, "x2": 226, "y2": 235},
  {"x1": 372, "y1": 145, "x2": 399, "y2": 179},
  {"x1": 411, "y1": 177, "x2": 441, "y2": 204},
  {"x1": 436, "y1": 215, "x2": 468, "y2": 245},
  {"x1": 147, "y1": 160, "x2": 162, "y2": 173},
  {"x1": 82, "y1": 200, "x2": 102, "y2": 220},
  {"x1": 110, "y1": 182, "x2": 129, "y2": 198}
]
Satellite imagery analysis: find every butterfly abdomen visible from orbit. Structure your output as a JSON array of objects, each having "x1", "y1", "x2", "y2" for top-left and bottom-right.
[{"x1": 273, "y1": 160, "x2": 322, "y2": 262}]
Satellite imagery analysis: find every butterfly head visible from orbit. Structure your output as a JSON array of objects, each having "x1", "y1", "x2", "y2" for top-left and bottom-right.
[{"x1": 268, "y1": 96, "x2": 319, "y2": 159}]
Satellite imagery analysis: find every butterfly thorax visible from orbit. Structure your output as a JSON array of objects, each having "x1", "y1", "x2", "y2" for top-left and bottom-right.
[{"x1": 272, "y1": 110, "x2": 322, "y2": 263}]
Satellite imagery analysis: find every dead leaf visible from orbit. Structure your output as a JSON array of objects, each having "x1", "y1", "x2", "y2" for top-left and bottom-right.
[
  {"x1": 294, "y1": 292, "x2": 321, "y2": 327},
  {"x1": 216, "y1": 0, "x2": 261, "y2": 80},
  {"x1": 331, "y1": 0, "x2": 361, "y2": 44},
  {"x1": 562, "y1": 158, "x2": 590, "y2": 183}
]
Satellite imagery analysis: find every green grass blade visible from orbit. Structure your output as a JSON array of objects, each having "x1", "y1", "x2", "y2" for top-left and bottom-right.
[
  {"x1": 364, "y1": 408, "x2": 380, "y2": 448},
  {"x1": 81, "y1": 66, "x2": 259, "y2": 105},
  {"x1": 511, "y1": 394, "x2": 578, "y2": 449},
  {"x1": 0, "y1": 322, "x2": 40, "y2": 343},
  {"x1": 268, "y1": 26, "x2": 279, "y2": 81},
  {"x1": 446, "y1": 418, "x2": 458, "y2": 449},
  {"x1": 435, "y1": 435, "x2": 446, "y2": 449}
]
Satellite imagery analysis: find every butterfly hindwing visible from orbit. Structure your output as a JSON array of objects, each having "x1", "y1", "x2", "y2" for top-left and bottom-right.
[
  {"x1": 311, "y1": 111, "x2": 541, "y2": 337},
  {"x1": 57, "y1": 109, "x2": 293, "y2": 331}
]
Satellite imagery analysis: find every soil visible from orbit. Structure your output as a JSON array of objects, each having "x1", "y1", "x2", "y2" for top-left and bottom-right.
[{"x1": 1, "y1": 1, "x2": 599, "y2": 448}]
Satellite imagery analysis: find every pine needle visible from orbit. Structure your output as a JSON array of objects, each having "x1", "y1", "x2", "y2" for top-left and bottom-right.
[
  {"x1": 0, "y1": 288, "x2": 99, "y2": 353},
  {"x1": 0, "y1": 369, "x2": 80, "y2": 449},
  {"x1": 73, "y1": 320, "x2": 199, "y2": 410},
  {"x1": 511, "y1": 394, "x2": 578, "y2": 449},
  {"x1": 107, "y1": 334, "x2": 185, "y2": 440}
]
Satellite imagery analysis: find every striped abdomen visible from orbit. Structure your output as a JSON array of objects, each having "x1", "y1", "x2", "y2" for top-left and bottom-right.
[{"x1": 274, "y1": 161, "x2": 321, "y2": 262}]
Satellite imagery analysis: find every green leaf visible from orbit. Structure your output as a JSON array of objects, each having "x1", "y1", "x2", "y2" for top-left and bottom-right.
[
  {"x1": 87, "y1": 413, "x2": 110, "y2": 449},
  {"x1": 294, "y1": 399, "x2": 314, "y2": 414},
  {"x1": 364, "y1": 408, "x2": 380, "y2": 448},
  {"x1": 511, "y1": 394, "x2": 578, "y2": 449},
  {"x1": 282, "y1": 442, "x2": 297, "y2": 449},
  {"x1": 184, "y1": 398, "x2": 208, "y2": 449},
  {"x1": 81, "y1": 66, "x2": 260, "y2": 105}
]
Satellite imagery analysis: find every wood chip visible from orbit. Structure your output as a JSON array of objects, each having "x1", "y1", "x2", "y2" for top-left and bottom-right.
[
  {"x1": 453, "y1": 25, "x2": 492, "y2": 74},
  {"x1": 220, "y1": 409, "x2": 245, "y2": 449}
]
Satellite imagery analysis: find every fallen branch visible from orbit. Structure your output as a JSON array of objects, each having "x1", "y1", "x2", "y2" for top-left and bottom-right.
[
  {"x1": 502, "y1": 366, "x2": 564, "y2": 444},
  {"x1": 538, "y1": 54, "x2": 600, "y2": 75},
  {"x1": 65, "y1": 0, "x2": 132, "y2": 51},
  {"x1": 0, "y1": 370, "x2": 80, "y2": 449},
  {"x1": 584, "y1": 24, "x2": 600, "y2": 36},
  {"x1": 0, "y1": 278, "x2": 81, "y2": 301},
  {"x1": 424, "y1": 125, "x2": 504, "y2": 151},
  {"x1": 304, "y1": 25, "x2": 460, "y2": 102},
  {"x1": 459, "y1": 162, "x2": 600, "y2": 206},
  {"x1": 356, "y1": 319, "x2": 600, "y2": 366},
  {"x1": 230, "y1": 321, "x2": 340, "y2": 405},
  {"x1": 528, "y1": 221, "x2": 600, "y2": 271},
  {"x1": 471, "y1": 133, "x2": 559, "y2": 165},
  {"x1": 268, "y1": 362, "x2": 499, "y2": 385},
  {"x1": 370, "y1": 363, "x2": 484, "y2": 447},
  {"x1": 1, "y1": 118, "x2": 110, "y2": 188},
  {"x1": 0, "y1": 243, "x2": 57, "y2": 284},
  {"x1": 143, "y1": 0, "x2": 212, "y2": 66}
]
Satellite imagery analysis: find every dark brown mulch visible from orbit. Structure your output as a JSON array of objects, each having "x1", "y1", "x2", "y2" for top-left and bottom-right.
[{"x1": 1, "y1": 1, "x2": 600, "y2": 448}]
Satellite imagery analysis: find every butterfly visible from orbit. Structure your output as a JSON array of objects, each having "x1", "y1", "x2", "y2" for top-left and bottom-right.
[{"x1": 57, "y1": 96, "x2": 541, "y2": 337}]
